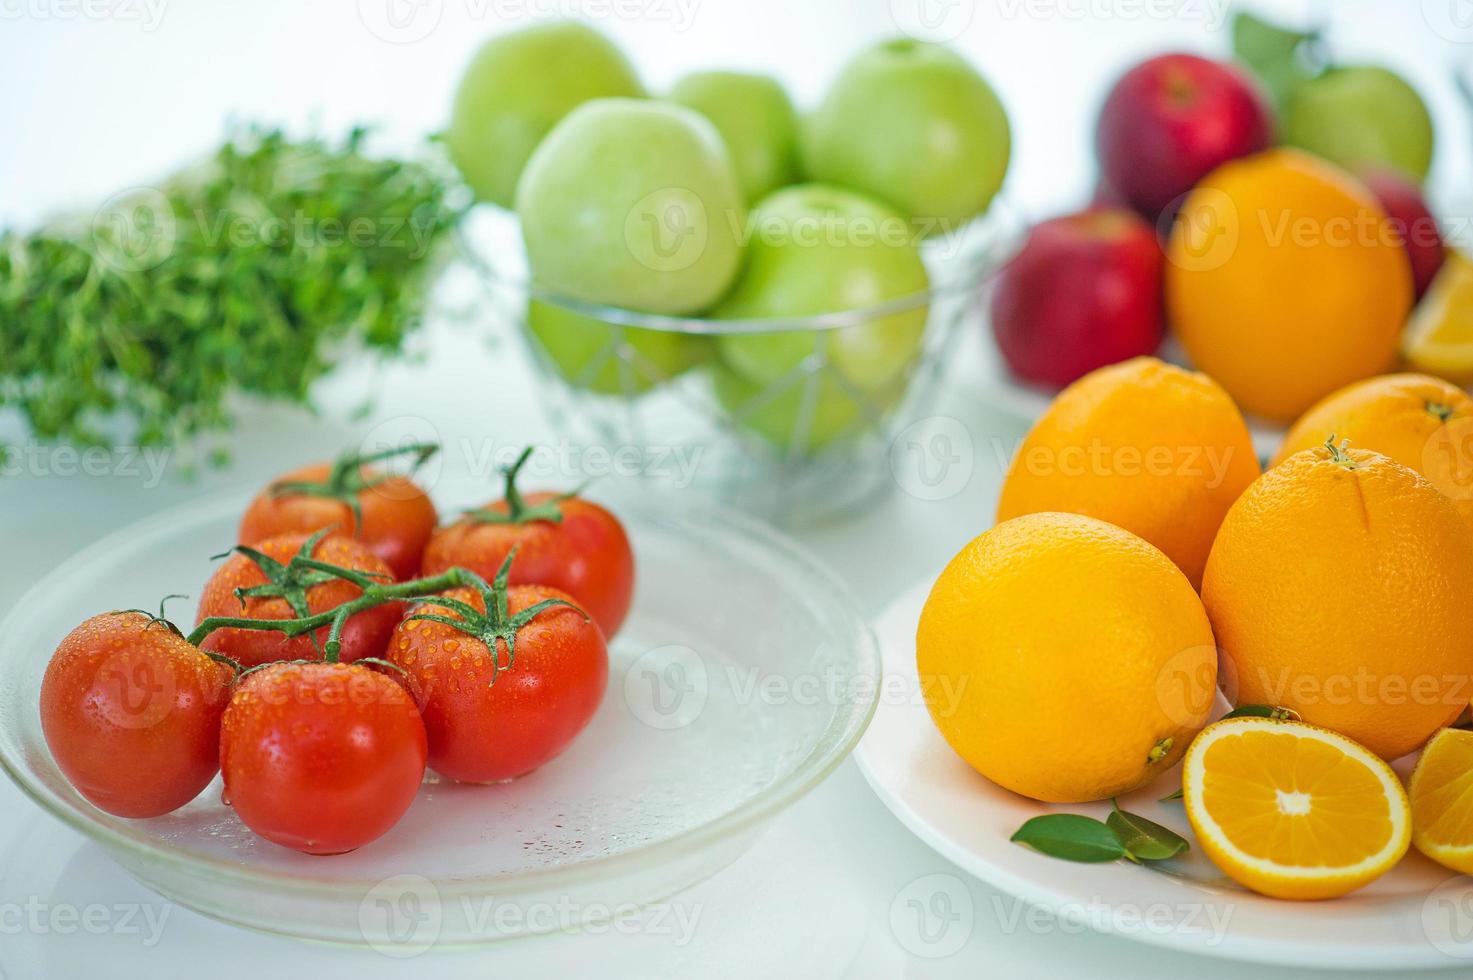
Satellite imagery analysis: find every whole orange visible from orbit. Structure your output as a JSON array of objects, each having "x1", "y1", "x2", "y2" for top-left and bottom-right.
[
  {"x1": 996, "y1": 357, "x2": 1260, "y2": 589},
  {"x1": 1203, "y1": 442, "x2": 1473, "y2": 760},
  {"x1": 1166, "y1": 149, "x2": 1412, "y2": 422},
  {"x1": 917, "y1": 512, "x2": 1218, "y2": 803},
  {"x1": 1275, "y1": 373, "x2": 1473, "y2": 535}
]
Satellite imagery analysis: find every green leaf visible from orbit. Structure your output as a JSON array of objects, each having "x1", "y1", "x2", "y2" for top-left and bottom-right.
[
  {"x1": 1010, "y1": 814, "x2": 1127, "y2": 863},
  {"x1": 1159, "y1": 787, "x2": 1184, "y2": 803},
  {"x1": 1222, "y1": 704, "x2": 1301, "y2": 721},
  {"x1": 1107, "y1": 806, "x2": 1190, "y2": 862},
  {"x1": 1231, "y1": 10, "x2": 1324, "y2": 113}
]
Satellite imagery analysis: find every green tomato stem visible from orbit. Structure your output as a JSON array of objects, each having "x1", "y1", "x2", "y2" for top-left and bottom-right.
[
  {"x1": 465, "y1": 445, "x2": 585, "y2": 526},
  {"x1": 185, "y1": 566, "x2": 474, "y2": 655}
]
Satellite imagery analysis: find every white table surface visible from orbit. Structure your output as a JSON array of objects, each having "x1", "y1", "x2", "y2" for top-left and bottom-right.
[{"x1": 0, "y1": 1, "x2": 1464, "y2": 975}]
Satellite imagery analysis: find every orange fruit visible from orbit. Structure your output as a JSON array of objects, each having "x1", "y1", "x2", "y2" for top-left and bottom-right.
[
  {"x1": 1166, "y1": 149, "x2": 1412, "y2": 422},
  {"x1": 1409, "y1": 726, "x2": 1473, "y2": 874},
  {"x1": 1275, "y1": 373, "x2": 1473, "y2": 534},
  {"x1": 1183, "y1": 716, "x2": 1410, "y2": 900},
  {"x1": 1404, "y1": 250, "x2": 1473, "y2": 384},
  {"x1": 1202, "y1": 442, "x2": 1473, "y2": 760},
  {"x1": 917, "y1": 512, "x2": 1217, "y2": 803},
  {"x1": 996, "y1": 357, "x2": 1260, "y2": 589}
]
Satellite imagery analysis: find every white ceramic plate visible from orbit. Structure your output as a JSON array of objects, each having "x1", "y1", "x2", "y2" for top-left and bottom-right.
[
  {"x1": 854, "y1": 580, "x2": 1473, "y2": 971},
  {"x1": 0, "y1": 486, "x2": 879, "y2": 948}
]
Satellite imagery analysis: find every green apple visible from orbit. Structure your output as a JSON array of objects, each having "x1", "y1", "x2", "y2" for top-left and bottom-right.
[
  {"x1": 802, "y1": 38, "x2": 1010, "y2": 230},
  {"x1": 669, "y1": 71, "x2": 800, "y2": 204},
  {"x1": 516, "y1": 98, "x2": 745, "y2": 315},
  {"x1": 446, "y1": 22, "x2": 644, "y2": 208},
  {"x1": 526, "y1": 299, "x2": 712, "y2": 396},
  {"x1": 713, "y1": 362, "x2": 876, "y2": 453},
  {"x1": 1282, "y1": 66, "x2": 1433, "y2": 181},
  {"x1": 713, "y1": 183, "x2": 930, "y2": 392}
]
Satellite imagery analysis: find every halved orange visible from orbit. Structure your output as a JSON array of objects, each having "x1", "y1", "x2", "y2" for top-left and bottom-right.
[
  {"x1": 1404, "y1": 250, "x2": 1473, "y2": 384},
  {"x1": 1409, "y1": 727, "x2": 1473, "y2": 874},
  {"x1": 1182, "y1": 717, "x2": 1410, "y2": 900}
]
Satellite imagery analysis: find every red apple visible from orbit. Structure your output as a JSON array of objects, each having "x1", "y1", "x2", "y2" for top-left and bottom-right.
[
  {"x1": 1359, "y1": 167, "x2": 1444, "y2": 300},
  {"x1": 990, "y1": 209, "x2": 1164, "y2": 387},
  {"x1": 1095, "y1": 53, "x2": 1272, "y2": 221}
]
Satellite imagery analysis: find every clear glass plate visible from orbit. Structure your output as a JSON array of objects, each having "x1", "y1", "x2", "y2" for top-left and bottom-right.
[{"x1": 0, "y1": 488, "x2": 879, "y2": 949}]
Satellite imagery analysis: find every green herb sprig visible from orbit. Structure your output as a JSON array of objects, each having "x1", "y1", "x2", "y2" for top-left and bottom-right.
[{"x1": 0, "y1": 125, "x2": 465, "y2": 463}]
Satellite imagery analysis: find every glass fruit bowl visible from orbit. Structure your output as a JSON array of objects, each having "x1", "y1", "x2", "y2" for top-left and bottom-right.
[
  {"x1": 458, "y1": 201, "x2": 1023, "y2": 525},
  {"x1": 0, "y1": 483, "x2": 879, "y2": 947}
]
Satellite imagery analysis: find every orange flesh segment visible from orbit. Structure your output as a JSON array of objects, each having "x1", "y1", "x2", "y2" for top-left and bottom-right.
[
  {"x1": 1200, "y1": 730, "x2": 1395, "y2": 867},
  {"x1": 1414, "y1": 730, "x2": 1473, "y2": 845}
]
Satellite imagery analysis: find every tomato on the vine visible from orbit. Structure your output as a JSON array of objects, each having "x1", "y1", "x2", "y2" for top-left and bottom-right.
[
  {"x1": 195, "y1": 530, "x2": 403, "y2": 669},
  {"x1": 40, "y1": 611, "x2": 234, "y2": 818},
  {"x1": 421, "y1": 447, "x2": 634, "y2": 637},
  {"x1": 239, "y1": 443, "x2": 439, "y2": 581},
  {"x1": 219, "y1": 661, "x2": 427, "y2": 855},
  {"x1": 389, "y1": 557, "x2": 608, "y2": 783}
]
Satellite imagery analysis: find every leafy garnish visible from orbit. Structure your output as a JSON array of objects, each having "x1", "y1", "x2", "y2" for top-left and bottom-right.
[
  {"x1": 1107, "y1": 802, "x2": 1190, "y2": 862},
  {"x1": 1010, "y1": 814, "x2": 1127, "y2": 863},
  {"x1": 1012, "y1": 806, "x2": 1190, "y2": 864},
  {"x1": 1222, "y1": 704, "x2": 1301, "y2": 721},
  {"x1": 0, "y1": 125, "x2": 465, "y2": 465}
]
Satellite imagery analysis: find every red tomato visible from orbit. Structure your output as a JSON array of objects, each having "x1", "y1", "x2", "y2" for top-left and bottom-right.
[
  {"x1": 195, "y1": 532, "x2": 402, "y2": 669},
  {"x1": 40, "y1": 612, "x2": 234, "y2": 818},
  {"x1": 388, "y1": 584, "x2": 608, "y2": 783},
  {"x1": 420, "y1": 450, "x2": 634, "y2": 637},
  {"x1": 219, "y1": 662, "x2": 426, "y2": 854},
  {"x1": 239, "y1": 445, "x2": 438, "y2": 581}
]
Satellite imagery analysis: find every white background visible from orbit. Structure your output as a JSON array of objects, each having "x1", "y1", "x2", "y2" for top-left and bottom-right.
[{"x1": 0, "y1": 0, "x2": 1466, "y2": 975}]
